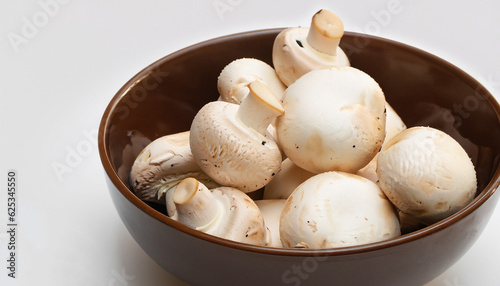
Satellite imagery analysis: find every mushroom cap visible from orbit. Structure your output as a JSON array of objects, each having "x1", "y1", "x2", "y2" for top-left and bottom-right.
[
  {"x1": 254, "y1": 199, "x2": 287, "y2": 248},
  {"x1": 280, "y1": 171, "x2": 400, "y2": 249},
  {"x1": 376, "y1": 126, "x2": 477, "y2": 224},
  {"x1": 206, "y1": 186, "x2": 269, "y2": 246},
  {"x1": 217, "y1": 58, "x2": 286, "y2": 104},
  {"x1": 190, "y1": 101, "x2": 282, "y2": 193},
  {"x1": 130, "y1": 131, "x2": 219, "y2": 203},
  {"x1": 272, "y1": 27, "x2": 350, "y2": 86},
  {"x1": 357, "y1": 102, "x2": 407, "y2": 183},
  {"x1": 276, "y1": 66, "x2": 386, "y2": 174},
  {"x1": 263, "y1": 158, "x2": 315, "y2": 199}
]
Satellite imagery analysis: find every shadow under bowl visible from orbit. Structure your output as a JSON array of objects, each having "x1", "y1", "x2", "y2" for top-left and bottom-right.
[{"x1": 98, "y1": 29, "x2": 500, "y2": 286}]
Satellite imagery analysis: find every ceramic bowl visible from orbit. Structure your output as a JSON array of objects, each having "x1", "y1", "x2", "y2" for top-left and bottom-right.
[{"x1": 98, "y1": 29, "x2": 500, "y2": 286}]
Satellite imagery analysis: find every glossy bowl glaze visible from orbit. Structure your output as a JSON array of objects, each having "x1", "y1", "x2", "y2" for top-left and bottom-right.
[{"x1": 98, "y1": 29, "x2": 500, "y2": 286}]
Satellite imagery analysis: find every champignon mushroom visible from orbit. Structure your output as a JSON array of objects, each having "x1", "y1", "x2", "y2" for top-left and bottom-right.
[
  {"x1": 357, "y1": 103, "x2": 407, "y2": 183},
  {"x1": 216, "y1": 59, "x2": 286, "y2": 158},
  {"x1": 376, "y1": 126, "x2": 477, "y2": 224},
  {"x1": 263, "y1": 158, "x2": 314, "y2": 200},
  {"x1": 275, "y1": 66, "x2": 386, "y2": 174},
  {"x1": 168, "y1": 178, "x2": 270, "y2": 246},
  {"x1": 280, "y1": 172, "x2": 400, "y2": 249},
  {"x1": 190, "y1": 81, "x2": 283, "y2": 193},
  {"x1": 217, "y1": 58, "x2": 286, "y2": 104},
  {"x1": 272, "y1": 9, "x2": 350, "y2": 86},
  {"x1": 254, "y1": 199, "x2": 287, "y2": 248},
  {"x1": 130, "y1": 131, "x2": 219, "y2": 204}
]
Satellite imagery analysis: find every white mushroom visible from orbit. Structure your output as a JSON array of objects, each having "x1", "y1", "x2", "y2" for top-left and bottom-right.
[
  {"x1": 280, "y1": 172, "x2": 400, "y2": 249},
  {"x1": 217, "y1": 58, "x2": 287, "y2": 157},
  {"x1": 168, "y1": 178, "x2": 270, "y2": 246},
  {"x1": 376, "y1": 126, "x2": 477, "y2": 224},
  {"x1": 190, "y1": 81, "x2": 283, "y2": 193},
  {"x1": 275, "y1": 66, "x2": 386, "y2": 174},
  {"x1": 263, "y1": 158, "x2": 314, "y2": 200},
  {"x1": 130, "y1": 131, "x2": 219, "y2": 204},
  {"x1": 217, "y1": 58, "x2": 286, "y2": 104},
  {"x1": 272, "y1": 9, "x2": 350, "y2": 86},
  {"x1": 357, "y1": 102, "x2": 407, "y2": 183},
  {"x1": 254, "y1": 199, "x2": 287, "y2": 248}
]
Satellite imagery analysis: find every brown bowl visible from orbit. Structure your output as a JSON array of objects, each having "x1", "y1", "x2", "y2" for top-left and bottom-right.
[{"x1": 98, "y1": 28, "x2": 500, "y2": 286}]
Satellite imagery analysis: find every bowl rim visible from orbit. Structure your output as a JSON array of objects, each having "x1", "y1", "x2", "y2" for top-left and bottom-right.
[{"x1": 98, "y1": 28, "x2": 500, "y2": 257}]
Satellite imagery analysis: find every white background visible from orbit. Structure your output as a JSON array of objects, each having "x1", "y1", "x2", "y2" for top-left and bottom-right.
[{"x1": 1, "y1": 0, "x2": 499, "y2": 285}]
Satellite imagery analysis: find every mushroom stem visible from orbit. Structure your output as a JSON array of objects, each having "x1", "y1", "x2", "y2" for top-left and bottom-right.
[
  {"x1": 236, "y1": 81, "x2": 284, "y2": 135},
  {"x1": 173, "y1": 178, "x2": 220, "y2": 228},
  {"x1": 306, "y1": 9, "x2": 344, "y2": 56}
]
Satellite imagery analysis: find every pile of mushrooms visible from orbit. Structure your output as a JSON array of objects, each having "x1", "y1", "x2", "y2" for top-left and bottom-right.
[{"x1": 129, "y1": 9, "x2": 477, "y2": 248}]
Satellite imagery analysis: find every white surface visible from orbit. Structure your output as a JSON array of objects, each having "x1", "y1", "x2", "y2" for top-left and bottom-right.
[{"x1": 0, "y1": 0, "x2": 499, "y2": 285}]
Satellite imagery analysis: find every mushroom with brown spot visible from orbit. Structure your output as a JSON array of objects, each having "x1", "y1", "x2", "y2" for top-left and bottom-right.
[
  {"x1": 190, "y1": 81, "x2": 283, "y2": 193},
  {"x1": 167, "y1": 178, "x2": 270, "y2": 246},
  {"x1": 376, "y1": 126, "x2": 477, "y2": 225},
  {"x1": 217, "y1": 58, "x2": 286, "y2": 104},
  {"x1": 275, "y1": 66, "x2": 386, "y2": 174},
  {"x1": 280, "y1": 171, "x2": 400, "y2": 248},
  {"x1": 130, "y1": 131, "x2": 219, "y2": 204},
  {"x1": 217, "y1": 58, "x2": 287, "y2": 157},
  {"x1": 357, "y1": 102, "x2": 407, "y2": 183},
  {"x1": 272, "y1": 9, "x2": 350, "y2": 86}
]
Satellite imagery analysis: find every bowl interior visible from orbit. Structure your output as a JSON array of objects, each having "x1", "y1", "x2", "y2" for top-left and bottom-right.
[{"x1": 100, "y1": 29, "x2": 500, "y2": 245}]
